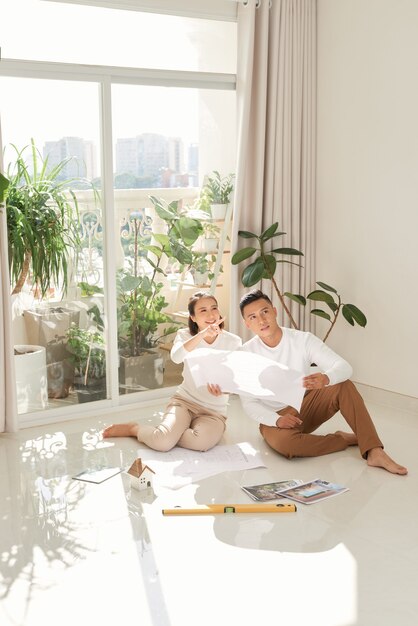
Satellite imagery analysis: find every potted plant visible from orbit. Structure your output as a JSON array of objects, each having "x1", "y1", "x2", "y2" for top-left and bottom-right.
[
  {"x1": 118, "y1": 197, "x2": 203, "y2": 391},
  {"x1": 4, "y1": 140, "x2": 99, "y2": 397},
  {"x1": 201, "y1": 221, "x2": 220, "y2": 252},
  {"x1": 5, "y1": 140, "x2": 84, "y2": 298},
  {"x1": 232, "y1": 221, "x2": 367, "y2": 342},
  {"x1": 202, "y1": 170, "x2": 235, "y2": 220},
  {"x1": 66, "y1": 307, "x2": 106, "y2": 403}
]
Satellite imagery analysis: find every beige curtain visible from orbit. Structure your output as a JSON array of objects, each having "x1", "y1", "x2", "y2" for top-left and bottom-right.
[
  {"x1": 230, "y1": 0, "x2": 317, "y2": 340},
  {"x1": 0, "y1": 124, "x2": 18, "y2": 433}
]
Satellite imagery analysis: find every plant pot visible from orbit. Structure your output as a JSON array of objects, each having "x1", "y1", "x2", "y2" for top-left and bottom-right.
[
  {"x1": 202, "y1": 238, "x2": 218, "y2": 253},
  {"x1": 119, "y1": 350, "x2": 164, "y2": 392},
  {"x1": 24, "y1": 306, "x2": 80, "y2": 398},
  {"x1": 210, "y1": 203, "x2": 227, "y2": 220},
  {"x1": 74, "y1": 376, "x2": 107, "y2": 403},
  {"x1": 194, "y1": 271, "x2": 209, "y2": 286},
  {"x1": 14, "y1": 345, "x2": 48, "y2": 414}
]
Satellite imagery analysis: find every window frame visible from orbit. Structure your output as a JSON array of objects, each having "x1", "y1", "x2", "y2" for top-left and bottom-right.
[{"x1": 0, "y1": 58, "x2": 236, "y2": 427}]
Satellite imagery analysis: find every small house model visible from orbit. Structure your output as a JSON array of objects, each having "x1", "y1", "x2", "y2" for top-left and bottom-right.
[{"x1": 126, "y1": 458, "x2": 155, "y2": 491}]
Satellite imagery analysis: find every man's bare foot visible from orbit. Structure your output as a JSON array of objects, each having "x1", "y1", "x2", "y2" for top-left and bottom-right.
[
  {"x1": 102, "y1": 422, "x2": 139, "y2": 439},
  {"x1": 367, "y1": 447, "x2": 408, "y2": 475},
  {"x1": 336, "y1": 430, "x2": 358, "y2": 446}
]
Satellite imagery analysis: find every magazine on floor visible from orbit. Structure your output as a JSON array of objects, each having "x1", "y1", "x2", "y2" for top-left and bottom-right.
[{"x1": 242, "y1": 478, "x2": 349, "y2": 504}]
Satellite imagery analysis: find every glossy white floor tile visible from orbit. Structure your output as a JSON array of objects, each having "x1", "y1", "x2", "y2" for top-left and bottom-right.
[{"x1": 0, "y1": 395, "x2": 417, "y2": 626}]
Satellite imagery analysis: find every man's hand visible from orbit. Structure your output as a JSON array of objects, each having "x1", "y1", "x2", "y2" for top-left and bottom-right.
[
  {"x1": 303, "y1": 372, "x2": 330, "y2": 389},
  {"x1": 276, "y1": 413, "x2": 303, "y2": 429}
]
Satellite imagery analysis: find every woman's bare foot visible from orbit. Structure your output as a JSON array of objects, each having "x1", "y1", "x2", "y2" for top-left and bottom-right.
[
  {"x1": 367, "y1": 447, "x2": 408, "y2": 475},
  {"x1": 336, "y1": 430, "x2": 358, "y2": 446},
  {"x1": 102, "y1": 422, "x2": 139, "y2": 439}
]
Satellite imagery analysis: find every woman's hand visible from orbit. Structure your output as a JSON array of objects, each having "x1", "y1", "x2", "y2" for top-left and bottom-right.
[
  {"x1": 207, "y1": 383, "x2": 223, "y2": 396},
  {"x1": 200, "y1": 317, "x2": 225, "y2": 340}
]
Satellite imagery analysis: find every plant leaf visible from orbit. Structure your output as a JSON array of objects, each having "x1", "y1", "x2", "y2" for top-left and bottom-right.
[
  {"x1": 311, "y1": 309, "x2": 332, "y2": 321},
  {"x1": 272, "y1": 247, "x2": 304, "y2": 256},
  {"x1": 284, "y1": 292, "x2": 307, "y2": 306},
  {"x1": 238, "y1": 230, "x2": 258, "y2": 239},
  {"x1": 260, "y1": 222, "x2": 278, "y2": 241},
  {"x1": 262, "y1": 254, "x2": 276, "y2": 278},
  {"x1": 342, "y1": 306, "x2": 355, "y2": 326},
  {"x1": 231, "y1": 247, "x2": 257, "y2": 264},
  {"x1": 343, "y1": 304, "x2": 367, "y2": 327},
  {"x1": 316, "y1": 281, "x2": 338, "y2": 294},
  {"x1": 241, "y1": 258, "x2": 265, "y2": 287},
  {"x1": 307, "y1": 290, "x2": 335, "y2": 305}
]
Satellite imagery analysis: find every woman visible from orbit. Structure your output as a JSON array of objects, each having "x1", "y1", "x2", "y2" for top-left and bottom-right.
[{"x1": 102, "y1": 291, "x2": 242, "y2": 451}]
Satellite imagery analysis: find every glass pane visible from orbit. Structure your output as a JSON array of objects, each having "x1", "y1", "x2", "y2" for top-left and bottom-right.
[
  {"x1": 112, "y1": 84, "x2": 236, "y2": 395},
  {"x1": 1, "y1": 0, "x2": 237, "y2": 73},
  {"x1": 1, "y1": 76, "x2": 108, "y2": 413}
]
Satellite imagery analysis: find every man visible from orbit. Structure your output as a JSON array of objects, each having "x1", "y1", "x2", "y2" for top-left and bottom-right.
[{"x1": 237, "y1": 289, "x2": 407, "y2": 475}]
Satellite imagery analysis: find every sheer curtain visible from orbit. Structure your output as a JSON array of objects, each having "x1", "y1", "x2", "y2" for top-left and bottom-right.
[
  {"x1": 230, "y1": 0, "x2": 317, "y2": 339},
  {"x1": 0, "y1": 125, "x2": 18, "y2": 433}
]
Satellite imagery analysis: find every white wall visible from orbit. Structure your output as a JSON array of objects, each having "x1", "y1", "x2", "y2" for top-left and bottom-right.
[{"x1": 317, "y1": 0, "x2": 418, "y2": 399}]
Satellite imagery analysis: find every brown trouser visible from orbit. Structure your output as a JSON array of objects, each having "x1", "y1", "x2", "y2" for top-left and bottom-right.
[{"x1": 259, "y1": 380, "x2": 383, "y2": 459}]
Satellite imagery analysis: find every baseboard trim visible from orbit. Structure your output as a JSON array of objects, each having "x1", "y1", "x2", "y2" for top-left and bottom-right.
[{"x1": 354, "y1": 381, "x2": 418, "y2": 415}]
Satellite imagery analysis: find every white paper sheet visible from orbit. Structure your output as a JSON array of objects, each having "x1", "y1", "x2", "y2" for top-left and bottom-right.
[
  {"x1": 136, "y1": 442, "x2": 266, "y2": 489},
  {"x1": 184, "y1": 348, "x2": 305, "y2": 411}
]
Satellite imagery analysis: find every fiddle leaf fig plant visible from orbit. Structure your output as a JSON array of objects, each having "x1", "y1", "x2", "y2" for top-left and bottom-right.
[{"x1": 232, "y1": 221, "x2": 367, "y2": 342}]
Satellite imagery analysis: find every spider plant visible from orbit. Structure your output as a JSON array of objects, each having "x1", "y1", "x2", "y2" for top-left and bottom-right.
[{"x1": 5, "y1": 139, "x2": 85, "y2": 297}]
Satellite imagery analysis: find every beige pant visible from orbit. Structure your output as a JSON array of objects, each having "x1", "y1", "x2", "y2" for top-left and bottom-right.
[
  {"x1": 260, "y1": 380, "x2": 383, "y2": 459},
  {"x1": 138, "y1": 394, "x2": 227, "y2": 452}
]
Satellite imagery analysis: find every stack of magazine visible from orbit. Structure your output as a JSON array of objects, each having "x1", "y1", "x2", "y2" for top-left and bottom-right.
[{"x1": 241, "y1": 478, "x2": 348, "y2": 505}]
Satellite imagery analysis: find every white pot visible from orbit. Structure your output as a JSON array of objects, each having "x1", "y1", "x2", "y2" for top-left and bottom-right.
[
  {"x1": 14, "y1": 345, "x2": 48, "y2": 414},
  {"x1": 194, "y1": 271, "x2": 209, "y2": 286},
  {"x1": 210, "y1": 203, "x2": 227, "y2": 220},
  {"x1": 202, "y1": 238, "x2": 218, "y2": 252}
]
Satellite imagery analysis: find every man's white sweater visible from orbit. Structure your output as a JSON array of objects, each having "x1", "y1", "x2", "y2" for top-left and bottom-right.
[{"x1": 240, "y1": 327, "x2": 353, "y2": 426}]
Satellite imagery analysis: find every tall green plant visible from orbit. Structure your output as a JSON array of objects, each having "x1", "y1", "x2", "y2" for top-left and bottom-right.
[
  {"x1": 117, "y1": 198, "x2": 204, "y2": 356},
  {"x1": 231, "y1": 222, "x2": 367, "y2": 342},
  {"x1": 5, "y1": 140, "x2": 84, "y2": 297}
]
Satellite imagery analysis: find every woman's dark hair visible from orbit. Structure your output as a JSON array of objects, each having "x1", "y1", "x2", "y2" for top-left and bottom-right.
[
  {"x1": 187, "y1": 291, "x2": 224, "y2": 335},
  {"x1": 239, "y1": 289, "x2": 273, "y2": 317}
]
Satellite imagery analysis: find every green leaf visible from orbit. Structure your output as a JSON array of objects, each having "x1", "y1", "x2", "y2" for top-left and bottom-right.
[
  {"x1": 307, "y1": 290, "x2": 335, "y2": 305},
  {"x1": 262, "y1": 254, "x2": 276, "y2": 278},
  {"x1": 316, "y1": 281, "x2": 338, "y2": 294},
  {"x1": 342, "y1": 306, "x2": 355, "y2": 326},
  {"x1": 327, "y1": 302, "x2": 338, "y2": 312},
  {"x1": 343, "y1": 304, "x2": 367, "y2": 327},
  {"x1": 177, "y1": 216, "x2": 203, "y2": 245},
  {"x1": 241, "y1": 258, "x2": 265, "y2": 287},
  {"x1": 0, "y1": 173, "x2": 10, "y2": 203},
  {"x1": 143, "y1": 245, "x2": 162, "y2": 258},
  {"x1": 272, "y1": 247, "x2": 304, "y2": 256},
  {"x1": 284, "y1": 292, "x2": 307, "y2": 306},
  {"x1": 238, "y1": 230, "x2": 258, "y2": 239},
  {"x1": 260, "y1": 222, "x2": 278, "y2": 241},
  {"x1": 120, "y1": 275, "x2": 142, "y2": 292},
  {"x1": 153, "y1": 233, "x2": 169, "y2": 247},
  {"x1": 311, "y1": 309, "x2": 332, "y2": 321},
  {"x1": 231, "y1": 247, "x2": 257, "y2": 264}
]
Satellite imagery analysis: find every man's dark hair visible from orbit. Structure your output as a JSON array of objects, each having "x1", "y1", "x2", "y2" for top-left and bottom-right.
[{"x1": 239, "y1": 289, "x2": 273, "y2": 317}]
